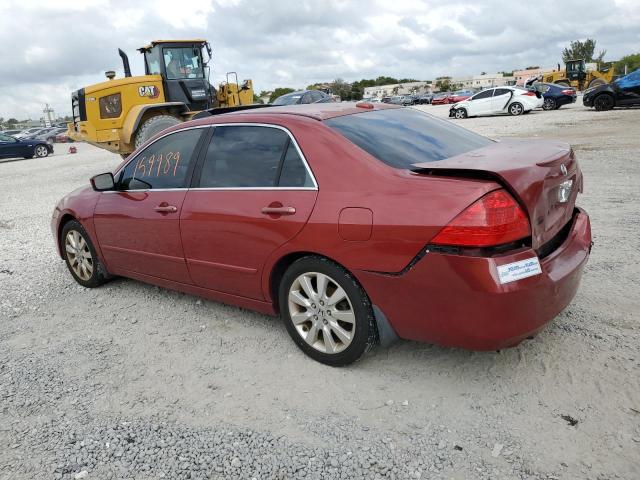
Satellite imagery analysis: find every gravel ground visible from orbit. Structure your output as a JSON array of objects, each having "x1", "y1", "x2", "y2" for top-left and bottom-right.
[{"x1": 1, "y1": 100, "x2": 639, "y2": 480}]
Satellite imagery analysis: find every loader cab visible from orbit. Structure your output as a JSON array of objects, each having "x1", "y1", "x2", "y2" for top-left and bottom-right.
[
  {"x1": 138, "y1": 40, "x2": 213, "y2": 111},
  {"x1": 566, "y1": 59, "x2": 587, "y2": 83}
]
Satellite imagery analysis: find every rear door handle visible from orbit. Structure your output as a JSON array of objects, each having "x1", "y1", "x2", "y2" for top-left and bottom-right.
[
  {"x1": 154, "y1": 205, "x2": 178, "y2": 213},
  {"x1": 261, "y1": 206, "x2": 296, "y2": 215}
]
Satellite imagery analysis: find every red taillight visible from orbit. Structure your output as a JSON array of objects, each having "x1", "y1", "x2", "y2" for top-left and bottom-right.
[
  {"x1": 561, "y1": 89, "x2": 575, "y2": 95},
  {"x1": 431, "y1": 189, "x2": 530, "y2": 247},
  {"x1": 522, "y1": 91, "x2": 536, "y2": 96}
]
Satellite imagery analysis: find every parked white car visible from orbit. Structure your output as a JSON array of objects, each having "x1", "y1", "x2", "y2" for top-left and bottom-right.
[{"x1": 449, "y1": 87, "x2": 544, "y2": 118}]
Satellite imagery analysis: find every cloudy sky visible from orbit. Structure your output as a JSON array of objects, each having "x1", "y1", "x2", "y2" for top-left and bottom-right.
[{"x1": 1, "y1": 0, "x2": 638, "y2": 119}]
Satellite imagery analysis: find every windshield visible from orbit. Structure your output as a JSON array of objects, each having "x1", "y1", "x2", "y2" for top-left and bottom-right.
[
  {"x1": 163, "y1": 47, "x2": 203, "y2": 80},
  {"x1": 326, "y1": 108, "x2": 493, "y2": 168},
  {"x1": 614, "y1": 68, "x2": 640, "y2": 88},
  {"x1": 273, "y1": 94, "x2": 302, "y2": 105}
]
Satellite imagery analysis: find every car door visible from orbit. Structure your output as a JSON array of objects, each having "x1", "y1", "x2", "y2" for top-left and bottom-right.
[
  {"x1": 467, "y1": 89, "x2": 494, "y2": 116},
  {"x1": 93, "y1": 126, "x2": 208, "y2": 283},
  {"x1": 180, "y1": 124, "x2": 318, "y2": 300},
  {"x1": 491, "y1": 88, "x2": 513, "y2": 112},
  {"x1": 0, "y1": 134, "x2": 22, "y2": 159}
]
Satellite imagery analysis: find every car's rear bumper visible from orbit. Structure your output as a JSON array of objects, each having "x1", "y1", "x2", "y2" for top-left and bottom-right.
[{"x1": 356, "y1": 208, "x2": 591, "y2": 350}]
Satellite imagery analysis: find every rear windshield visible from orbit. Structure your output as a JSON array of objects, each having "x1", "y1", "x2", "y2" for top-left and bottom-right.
[{"x1": 325, "y1": 108, "x2": 493, "y2": 168}]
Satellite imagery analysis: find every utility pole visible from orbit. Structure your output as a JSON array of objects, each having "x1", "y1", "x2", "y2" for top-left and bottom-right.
[{"x1": 43, "y1": 104, "x2": 55, "y2": 127}]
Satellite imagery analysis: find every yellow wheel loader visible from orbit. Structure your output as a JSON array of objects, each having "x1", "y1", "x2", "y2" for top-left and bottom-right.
[
  {"x1": 68, "y1": 40, "x2": 255, "y2": 156},
  {"x1": 541, "y1": 59, "x2": 615, "y2": 90}
]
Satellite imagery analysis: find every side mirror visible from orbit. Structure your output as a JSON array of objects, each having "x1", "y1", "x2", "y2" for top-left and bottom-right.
[{"x1": 90, "y1": 172, "x2": 115, "y2": 191}]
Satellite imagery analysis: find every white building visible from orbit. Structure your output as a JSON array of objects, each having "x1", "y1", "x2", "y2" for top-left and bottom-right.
[
  {"x1": 364, "y1": 81, "x2": 433, "y2": 99},
  {"x1": 453, "y1": 73, "x2": 515, "y2": 90}
]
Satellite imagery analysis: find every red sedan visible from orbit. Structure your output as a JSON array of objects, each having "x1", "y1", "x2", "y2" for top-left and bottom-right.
[
  {"x1": 52, "y1": 103, "x2": 591, "y2": 366},
  {"x1": 431, "y1": 92, "x2": 452, "y2": 105}
]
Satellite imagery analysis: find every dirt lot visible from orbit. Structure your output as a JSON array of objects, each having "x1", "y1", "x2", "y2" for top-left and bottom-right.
[{"x1": 1, "y1": 100, "x2": 639, "y2": 480}]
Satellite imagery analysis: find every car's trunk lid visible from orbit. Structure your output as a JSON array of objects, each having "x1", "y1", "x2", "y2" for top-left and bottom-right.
[{"x1": 412, "y1": 139, "x2": 582, "y2": 249}]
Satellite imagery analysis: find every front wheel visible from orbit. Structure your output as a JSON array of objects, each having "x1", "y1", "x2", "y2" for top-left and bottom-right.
[
  {"x1": 508, "y1": 102, "x2": 524, "y2": 116},
  {"x1": 279, "y1": 256, "x2": 378, "y2": 366},
  {"x1": 454, "y1": 108, "x2": 468, "y2": 119},
  {"x1": 60, "y1": 220, "x2": 110, "y2": 288},
  {"x1": 594, "y1": 94, "x2": 614, "y2": 111},
  {"x1": 134, "y1": 115, "x2": 181, "y2": 149},
  {"x1": 542, "y1": 97, "x2": 556, "y2": 110}
]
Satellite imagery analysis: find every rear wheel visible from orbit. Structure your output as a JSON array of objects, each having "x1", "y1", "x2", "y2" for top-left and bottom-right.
[
  {"x1": 134, "y1": 115, "x2": 181, "y2": 149},
  {"x1": 594, "y1": 94, "x2": 615, "y2": 111},
  {"x1": 508, "y1": 102, "x2": 524, "y2": 116},
  {"x1": 542, "y1": 97, "x2": 556, "y2": 110},
  {"x1": 454, "y1": 108, "x2": 468, "y2": 119},
  {"x1": 279, "y1": 256, "x2": 377, "y2": 366},
  {"x1": 34, "y1": 144, "x2": 49, "y2": 158}
]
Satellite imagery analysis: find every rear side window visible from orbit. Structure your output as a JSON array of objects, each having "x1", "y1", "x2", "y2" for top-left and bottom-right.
[
  {"x1": 198, "y1": 126, "x2": 314, "y2": 188},
  {"x1": 325, "y1": 108, "x2": 493, "y2": 168},
  {"x1": 493, "y1": 88, "x2": 511, "y2": 96},
  {"x1": 118, "y1": 128, "x2": 204, "y2": 190}
]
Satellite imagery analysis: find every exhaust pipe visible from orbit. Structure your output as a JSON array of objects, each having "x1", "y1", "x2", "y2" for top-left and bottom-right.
[{"x1": 118, "y1": 48, "x2": 132, "y2": 77}]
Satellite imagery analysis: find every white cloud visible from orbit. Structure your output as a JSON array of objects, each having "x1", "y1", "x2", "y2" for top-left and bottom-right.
[{"x1": 0, "y1": 0, "x2": 638, "y2": 119}]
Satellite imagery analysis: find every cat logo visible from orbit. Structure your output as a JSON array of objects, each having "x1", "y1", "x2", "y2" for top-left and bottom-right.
[{"x1": 138, "y1": 86, "x2": 160, "y2": 99}]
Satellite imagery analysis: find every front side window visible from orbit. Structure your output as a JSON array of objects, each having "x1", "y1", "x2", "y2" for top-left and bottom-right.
[
  {"x1": 198, "y1": 126, "x2": 313, "y2": 188},
  {"x1": 117, "y1": 128, "x2": 205, "y2": 190},
  {"x1": 326, "y1": 108, "x2": 492, "y2": 168},
  {"x1": 0, "y1": 134, "x2": 16, "y2": 142},
  {"x1": 163, "y1": 47, "x2": 203, "y2": 80}
]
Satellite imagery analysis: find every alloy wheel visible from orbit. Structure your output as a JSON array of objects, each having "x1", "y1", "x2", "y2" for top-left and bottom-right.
[
  {"x1": 288, "y1": 272, "x2": 356, "y2": 354},
  {"x1": 510, "y1": 103, "x2": 523, "y2": 115},
  {"x1": 455, "y1": 109, "x2": 466, "y2": 119},
  {"x1": 543, "y1": 98, "x2": 555, "y2": 110},
  {"x1": 35, "y1": 145, "x2": 48, "y2": 157},
  {"x1": 65, "y1": 230, "x2": 94, "y2": 281}
]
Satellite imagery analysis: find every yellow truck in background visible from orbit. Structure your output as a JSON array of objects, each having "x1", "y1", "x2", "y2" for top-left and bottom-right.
[
  {"x1": 541, "y1": 59, "x2": 615, "y2": 90},
  {"x1": 68, "y1": 40, "x2": 254, "y2": 157}
]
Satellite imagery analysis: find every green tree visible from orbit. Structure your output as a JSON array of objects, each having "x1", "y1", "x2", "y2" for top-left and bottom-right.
[
  {"x1": 269, "y1": 88, "x2": 295, "y2": 103},
  {"x1": 435, "y1": 76, "x2": 452, "y2": 92},
  {"x1": 562, "y1": 39, "x2": 606, "y2": 63},
  {"x1": 6, "y1": 118, "x2": 18, "y2": 127},
  {"x1": 615, "y1": 53, "x2": 640, "y2": 74}
]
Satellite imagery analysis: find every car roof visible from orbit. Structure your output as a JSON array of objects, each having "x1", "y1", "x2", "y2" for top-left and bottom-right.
[{"x1": 214, "y1": 102, "x2": 401, "y2": 121}]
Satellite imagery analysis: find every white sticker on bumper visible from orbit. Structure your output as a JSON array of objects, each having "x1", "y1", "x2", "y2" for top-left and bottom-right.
[{"x1": 497, "y1": 257, "x2": 542, "y2": 284}]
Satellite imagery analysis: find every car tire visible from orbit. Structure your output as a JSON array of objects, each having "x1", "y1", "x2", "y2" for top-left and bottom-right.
[
  {"x1": 508, "y1": 102, "x2": 524, "y2": 116},
  {"x1": 134, "y1": 115, "x2": 181, "y2": 149},
  {"x1": 588, "y1": 78, "x2": 606, "y2": 89},
  {"x1": 34, "y1": 144, "x2": 49, "y2": 158},
  {"x1": 454, "y1": 108, "x2": 468, "y2": 119},
  {"x1": 542, "y1": 98, "x2": 556, "y2": 110},
  {"x1": 594, "y1": 94, "x2": 615, "y2": 111},
  {"x1": 279, "y1": 256, "x2": 378, "y2": 366},
  {"x1": 60, "y1": 220, "x2": 110, "y2": 288}
]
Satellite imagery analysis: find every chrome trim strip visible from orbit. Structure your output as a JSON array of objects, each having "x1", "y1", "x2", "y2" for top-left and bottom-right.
[
  {"x1": 112, "y1": 122, "x2": 318, "y2": 191},
  {"x1": 186, "y1": 258, "x2": 257, "y2": 274}
]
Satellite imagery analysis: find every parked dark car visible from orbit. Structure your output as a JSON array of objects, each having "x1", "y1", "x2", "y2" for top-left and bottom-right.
[
  {"x1": 273, "y1": 90, "x2": 332, "y2": 106},
  {"x1": 0, "y1": 133, "x2": 53, "y2": 159},
  {"x1": 31, "y1": 127, "x2": 67, "y2": 143},
  {"x1": 583, "y1": 68, "x2": 640, "y2": 111},
  {"x1": 529, "y1": 83, "x2": 576, "y2": 110},
  {"x1": 415, "y1": 94, "x2": 434, "y2": 104}
]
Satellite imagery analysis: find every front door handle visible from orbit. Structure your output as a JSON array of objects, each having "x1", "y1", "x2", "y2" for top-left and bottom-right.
[
  {"x1": 154, "y1": 204, "x2": 178, "y2": 213},
  {"x1": 261, "y1": 206, "x2": 296, "y2": 215}
]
